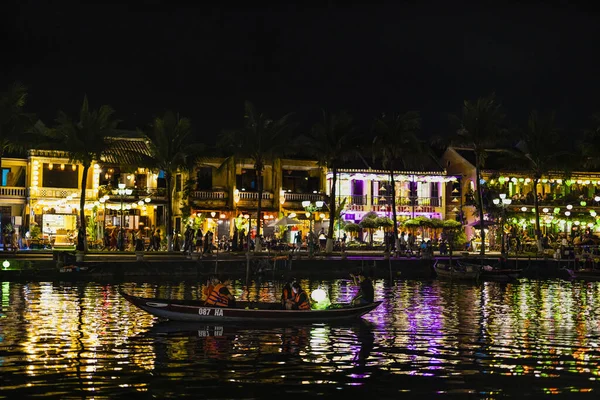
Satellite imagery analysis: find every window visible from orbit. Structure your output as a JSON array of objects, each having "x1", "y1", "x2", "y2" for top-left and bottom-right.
[
  {"x1": 99, "y1": 167, "x2": 119, "y2": 188},
  {"x1": 1, "y1": 168, "x2": 8, "y2": 186},
  {"x1": 430, "y1": 182, "x2": 440, "y2": 206},
  {"x1": 136, "y1": 173, "x2": 147, "y2": 189},
  {"x1": 236, "y1": 169, "x2": 257, "y2": 191},
  {"x1": 175, "y1": 174, "x2": 182, "y2": 192},
  {"x1": 42, "y1": 163, "x2": 78, "y2": 188},
  {"x1": 282, "y1": 170, "x2": 319, "y2": 193},
  {"x1": 157, "y1": 170, "x2": 166, "y2": 188},
  {"x1": 196, "y1": 167, "x2": 212, "y2": 190}
]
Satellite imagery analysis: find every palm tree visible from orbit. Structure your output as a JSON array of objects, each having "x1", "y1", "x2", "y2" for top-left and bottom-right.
[
  {"x1": 450, "y1": 94, "x2": 505, "y2": 256},
  {"x1": 372, "y1": 111, "x2": 422, "y2": 253},
  {"x1": 0, "y1": 83, "x2": 36, "y2": 173},
  {"x1": 218, "y1": 101, "x2": 293, "y2": 251},
  {"x1": 142, "y1": 111, "x2": 205, "y2": 251},
  {"x1": 48, "y1": 96, "x2": 120, "y2": 252},
  {"x1": 581, "y1": 113, "x2": 600, "y2": 168},
  {"x1": 512, "y1": 110, "x2": 567, "y2": 253},
  {"x1": 303, "y1": 110, "x2": 358, "y2": 253}
]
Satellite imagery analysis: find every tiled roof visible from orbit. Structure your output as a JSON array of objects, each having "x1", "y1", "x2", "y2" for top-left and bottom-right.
[{"x1": 101, "y1": 137, "x2": 153, "y2": 165}]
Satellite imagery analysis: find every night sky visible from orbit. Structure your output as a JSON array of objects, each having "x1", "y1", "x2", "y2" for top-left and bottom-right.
[{"x1": 4, "y1": 1, "x2": 600, "y2": 143}]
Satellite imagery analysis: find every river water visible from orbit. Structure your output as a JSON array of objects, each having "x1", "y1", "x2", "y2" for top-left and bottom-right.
[{"x1": 1, "y1": 277, "x2": 599, "y2": 398}]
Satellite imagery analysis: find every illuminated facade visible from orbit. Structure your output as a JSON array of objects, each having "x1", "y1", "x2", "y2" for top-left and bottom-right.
[
  {"x1": 443, "y1": 146, "x2": 600, "y2": 242},
  {"x1": 187, "y1": 157, "x2": 326, "y2": 240},
  {"x1": 25, "y1": 137, "x2": 164, "y2": 248},
  {"x1": 328, "y1": 168, "x2": 456, "y2": 224}
]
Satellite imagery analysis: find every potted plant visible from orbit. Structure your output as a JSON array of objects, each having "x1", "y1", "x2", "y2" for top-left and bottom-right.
[{"x1": 28, "y1": 225, "x2": 41, "y2": 249}]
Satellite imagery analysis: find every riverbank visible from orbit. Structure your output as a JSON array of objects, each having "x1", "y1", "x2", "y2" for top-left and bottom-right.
[{"x1": 0, "y1": 249, "x2": 578, "y2": 281}]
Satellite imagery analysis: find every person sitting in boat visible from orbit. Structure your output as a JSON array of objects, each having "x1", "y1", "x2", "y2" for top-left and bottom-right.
[
  {"x1": 285, "y1": 282, "x2": 311, "y2": 310},
  {"x1": 281, "y1": 277, "x2": 296, "y2": 309},
  {"x1": 202, "y1": 275, "x2": 219, "y2": 300},
  {"x1": 205, "y1": 275, "x2": 236, "y2": 307},
  {"x1": 350, "y1": 270, "x2": 374, "y2": 305}
]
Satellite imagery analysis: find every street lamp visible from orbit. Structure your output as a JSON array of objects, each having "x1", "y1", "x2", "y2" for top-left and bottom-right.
[
  {"x1": 492, "y1": 193, "x2": 512, "y2": 256},
  {"x1": 117, "y1": 183, "x2": 132, "y2": 250},
  {"x1": 302, "y1": 200, "x2": 324, "y2": 233}
]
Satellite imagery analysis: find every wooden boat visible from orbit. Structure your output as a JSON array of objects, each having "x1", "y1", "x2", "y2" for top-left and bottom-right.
[
  {"x1": 565, "y1": 268, "x2": 600, "y2": 281},
  {"x1": 479, "y1": 263, "x2": 522, "y2": 281},
  {"x1": 120, "y1": 291, "x2": 382, "y2": 323},
  {"x1": 433, "y1": 259, "x2": 481, "y2": 280}
]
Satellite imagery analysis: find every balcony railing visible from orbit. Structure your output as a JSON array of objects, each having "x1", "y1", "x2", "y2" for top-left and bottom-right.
[
  {"x1": 284, "y1": 193, "x2": 325, "y2": 202},
  {"x1": 32, "y1": 187, "x2": 96, "y2": 200},
  {"x1": 0, "y1": 186, "x2": 27, "y2": 198},
  {"x1": 190, "y1": 190, "x2": 228, "y2": 200},
  {"x1": 338, "y1": 195, "x2": 442, "y2": 212},
  {"x1": 239, "y1": 191, "x2": 273, "y2": 200}
]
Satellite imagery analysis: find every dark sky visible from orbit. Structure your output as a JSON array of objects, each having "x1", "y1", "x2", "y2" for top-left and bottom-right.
[{"x1": 4, "y1": 1, "x2": 600, "y2": 142}]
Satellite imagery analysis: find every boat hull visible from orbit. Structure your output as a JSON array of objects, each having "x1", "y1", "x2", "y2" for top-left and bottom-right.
[
  {"x1": 120, "y1": 291, "x2": 381, "y2": 323},
  {"x1": 480, "y1": 269, "x2": 522, "y2": 281},
  {"x1": 566, "y1": 269, "x2": 600, "y2": 281},
  {"x1": 434, "y1": 261, "x2": 480, "y2": 280}
]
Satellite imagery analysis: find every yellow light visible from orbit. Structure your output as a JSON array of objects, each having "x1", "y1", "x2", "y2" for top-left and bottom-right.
[
  {"x1": 72, "y1": 164, "x2": 77, "y2": 171},
  {"x1": 48, "y1": 163, "x2": 53, "y2": 170},
  {"x1": 60, "y1": 164, "x2": 65, "y2": 170}
]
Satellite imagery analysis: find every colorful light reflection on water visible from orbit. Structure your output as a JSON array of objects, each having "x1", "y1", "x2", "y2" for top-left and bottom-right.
[{"x1": 0, "y1": 278, "x2": 600, "y2": 397}]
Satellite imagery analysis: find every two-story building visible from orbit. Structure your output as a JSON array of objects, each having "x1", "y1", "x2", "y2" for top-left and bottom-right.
[
  {"x1": 26, "y1": 136, "x2": 164, "y2": 248},
  {"x1": 443, "y1": 146, "x2": 600, "y2": 248},
  {"x1": 328, "y1": 156, "x2": 456, "y2": 242},
  {"x1": 187, "y1": 156, "x2": 326, "y2": 242}
]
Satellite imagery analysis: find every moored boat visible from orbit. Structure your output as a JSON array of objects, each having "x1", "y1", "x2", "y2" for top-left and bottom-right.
[
  {"x1": 565, "y1": 268, "x2": 600, "y2": 281},
  {"x1": 479, "y1": 263, "x2": 522, "y2": 281},
  {"x1": 120, "y1": 291, "x2": 381, "y2": 323},
  {"x1": 433, "y1": 259, "x2": 481, "y2": 280}
]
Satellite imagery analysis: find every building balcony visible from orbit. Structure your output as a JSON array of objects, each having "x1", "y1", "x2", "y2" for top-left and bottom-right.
[
  {"x1": 30, "y1": 187, "x2": 96, "y2": 200},
  {"x1": 283, "y1": 192, "x2": 327, "y2": 209},
  {"x1": 190, "y1": 190, "x2": 229, "y2": 209},
  {"x1": 0, "y1": 186, "x2": 27, "y2": 201},
  {"x1": 338, "y1": 195, "x2": 443, "y2": 214},
  {"x1": 102, "y1": 187, "x2": 168, "y2": 204},
  {"x1": 464, "y1": 195, "x2": 600, "y2": 209},
  {"x1": 236, "y1": 191, "x2": 274, "y2": 210}
]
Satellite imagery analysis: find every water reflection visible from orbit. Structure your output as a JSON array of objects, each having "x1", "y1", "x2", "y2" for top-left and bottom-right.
[{"x1": 1, "y1": 278, "x2": 600, "y2": 396}]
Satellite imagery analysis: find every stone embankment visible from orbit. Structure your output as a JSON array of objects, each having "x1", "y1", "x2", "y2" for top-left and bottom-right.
[{"x1": 0, "y1": 250, "x2": 576, "y2": 281}]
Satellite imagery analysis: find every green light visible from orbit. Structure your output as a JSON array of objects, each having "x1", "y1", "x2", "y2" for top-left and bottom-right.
[{"x1": 2, "y1": 260, "x2": 9, "y2": 270}]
